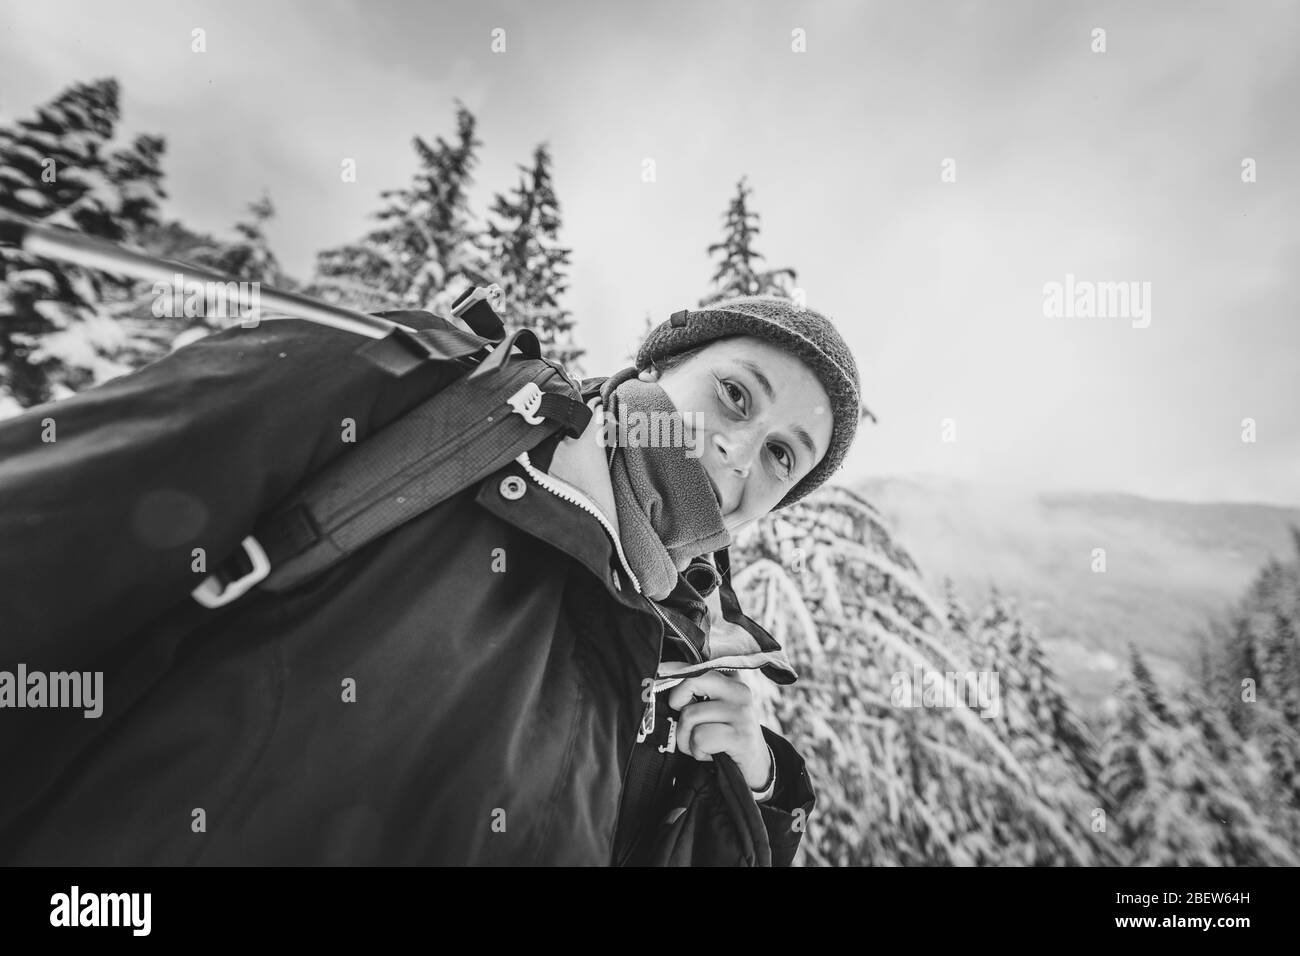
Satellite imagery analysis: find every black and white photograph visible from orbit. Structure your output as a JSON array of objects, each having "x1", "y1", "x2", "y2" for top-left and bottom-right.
[{"x1": 0, "y1": 0, "x2": 1295, "y2": 931}]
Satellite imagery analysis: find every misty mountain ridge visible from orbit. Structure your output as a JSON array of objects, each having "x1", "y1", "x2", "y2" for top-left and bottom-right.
[{"x1": 853, "y1": 473, "x2": 1300, "y2": 722}]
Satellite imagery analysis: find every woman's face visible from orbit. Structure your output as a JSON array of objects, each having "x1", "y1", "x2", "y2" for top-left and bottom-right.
[{"x1": 640, "y1": 335, "x2": 834, "y2": 536}]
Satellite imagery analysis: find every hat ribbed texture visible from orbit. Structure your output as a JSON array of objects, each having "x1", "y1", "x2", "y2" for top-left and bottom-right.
[{"x1": 635, "y1": 295, "x2": 865, "y2": 509}]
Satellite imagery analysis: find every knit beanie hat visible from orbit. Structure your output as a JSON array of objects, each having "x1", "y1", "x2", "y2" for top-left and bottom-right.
[{"x1": 635, "y1": 295, "x2": 869, "y2": 510}]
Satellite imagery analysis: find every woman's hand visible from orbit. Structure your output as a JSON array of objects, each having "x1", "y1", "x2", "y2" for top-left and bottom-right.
[{"x1": 665, "y1": 671, "x2": 773, "y2": 791}]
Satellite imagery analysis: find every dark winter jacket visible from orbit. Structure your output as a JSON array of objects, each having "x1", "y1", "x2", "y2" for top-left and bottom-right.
[{"x1": 0, "y1": 310, "x2": 815, "y2": 865}]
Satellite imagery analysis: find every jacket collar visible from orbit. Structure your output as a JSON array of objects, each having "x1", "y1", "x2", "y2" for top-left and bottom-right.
[
  {"x1": 546, "y1": 396, "x2": 621, "y2": 544},
  {"x1": 537, "y1": 374, "x2": 798, "y2": 685}
]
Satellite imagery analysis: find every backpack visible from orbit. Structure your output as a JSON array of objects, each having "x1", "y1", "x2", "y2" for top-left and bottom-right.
[{"x1": 190, "y1": 287, "x2": 596, "y2": 608}]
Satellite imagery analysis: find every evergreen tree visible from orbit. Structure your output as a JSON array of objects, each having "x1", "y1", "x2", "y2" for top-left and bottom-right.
[
  {"x1": 206, "y1": 194, "x2": 285, "y2": 286},
  {"x1": 695, "y1": 178, "x2": 877, "y2": 426},
  {"x1": 0, "y1": 78, "x2": 167, "y2": 411},
  {"x1": 940, "y1": 577, "x2": 974, "y2": 639},
  {"x1": 730, "y1": 486, "x2": 1109, "y2": 866},
  {"x1": 152, "y1": 195, "x2": 289, "y2": 350},
  {"x1": 1128, "y1": 644, "x2": 1180, "y2": 724},
  {"x1": 312, "y1": 100, "x2": 486, "y2": 318},
  {"x1": 1097, "y1": 648, "x2": 1153, "y2": 836},
  {"x1": 96, "y1": 133, "x2": 173, "y2": 365},
  {"x1": 135, "y1": 219, "x2": 224, "y2": 265},
  {"x1": 1170, "y1": 687, "x2": 1295, "y2": 865},
  {"x1": 976, "y1": 590, "x2": 1104, "y2": 791},
  {"x1": 1099, "y1": 647, "x2": 1296, "y2": 864},
  {"x1": 310, "y1": 241, "x2": 404, "y2": 314},
  {"x1": 106, "y1": 133, "x2": 167, "y2": 236},
  {"x1": 698, "y1": 176, "x2": 797, "y2": 307},
  {"x1": 721, "y1": 482, "x2": 1300, "y2": 865},
  {"x1": 1192, "y1": 529, "x2": 1300, "y2": 844},
  {"x1": 483, "y1": 143, "x2": 584, "y2": 373}
]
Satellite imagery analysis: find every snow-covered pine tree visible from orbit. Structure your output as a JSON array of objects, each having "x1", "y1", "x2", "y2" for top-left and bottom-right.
[
  {"x1": 483, "y1": 143, "x2": 584, "y2": 374},
  {"x1": 975, "y1": 589, "x2": 1103, "y2": 783},
  {"x1": 106, "y1": 133, "x2": 166, "y2": 236},
  {"x1": 210, "y1": 194, "x2": 285, "y2": 286},
  {"x1": 1129, "y1": 643, "x2": 1179, "y2": 727},
  {"x1": 698, "y1": 176, "x2": 797, "y2": 307},
  {"x1": 939, "y1": 576, "x2": 974, "y2": 644},
  {"x1": 727, "y1": 484, "x2": 1109, "y2": 865},
  {"x1": 310, "y1": 241, "x2": 404, "y2": 315},
  {"x1": 1241, "y1": 547, "x2": 1300, "y2": 799},
  {"x1": 135, "y1": 219, "x2": 224, "y2": 264},
  {"x1": 97, "y1": 132, "x2": 175, "y2": 364},
  {"x1": 724, "y1": 479, "x2": 1299, "y2": 865},
  {"x1": 1096, "y1": 646, "x2": 1156, "y2": 857},
  {"x1": 312, "y1": 100, "x2": 487, "y2": 318},
  {"x1": 966, "y1": 589, "x2": 1114, "y2": 862},
  {"x1": 404, "y1": 103, "x2": 488, "y2": 316},
  {"x1": 0, "y1": 78, "x2": 166, "y2": 413},
  {"x1": 151, "y1": 194, "x2": 289, "y2": 350},
  {"x1": 1174, "y1": 683, "x2": 1297, "y2": 864},
  {"x1": 1098, "y1": 645, "x2": 1297, "y2": 864},
  {"x1": 1191, "y1": 529, "x2": 1300, "y2": 850}
]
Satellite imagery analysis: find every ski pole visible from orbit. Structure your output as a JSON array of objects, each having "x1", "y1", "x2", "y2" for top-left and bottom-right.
[{"x1": 0, "y1": 216, "x2": 472, "y2": 377}]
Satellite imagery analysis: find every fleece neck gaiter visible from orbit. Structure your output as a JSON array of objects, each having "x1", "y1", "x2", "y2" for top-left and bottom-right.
[{"x1": 598, "y1": 369, "x2": 731, "y2": 601}]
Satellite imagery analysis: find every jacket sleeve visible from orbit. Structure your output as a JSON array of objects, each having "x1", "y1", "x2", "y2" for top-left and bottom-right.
[
  {"x1": 0, "y1": 311, "x2": 460, "y2": 669},
  {"x1": 756, "y1": 725, "x2": 817, "y2": 867}
]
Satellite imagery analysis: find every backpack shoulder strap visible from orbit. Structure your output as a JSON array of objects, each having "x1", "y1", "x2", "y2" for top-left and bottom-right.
[{"x1": 192, "y1": 354, "x2": 592, "y2": 606}]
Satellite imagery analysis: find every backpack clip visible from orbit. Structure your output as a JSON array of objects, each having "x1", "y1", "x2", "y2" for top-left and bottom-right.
[
  {"x1": 192, "y1": 535, "x2": 271, "y2": 608},
  {"x1": 507, "y1": 382, "x2": 546, "y2": 425},
  {"x1": 451, "y1": 283, "x2": 507, "y2": 341}
]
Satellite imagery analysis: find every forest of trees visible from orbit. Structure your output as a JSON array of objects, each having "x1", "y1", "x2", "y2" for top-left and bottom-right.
[
  {"x1": 3, "y1": 77, "x2": 1297, "y2": 866},
  {"x1": 0, "y1": 81, "x2": 586, "y2": 410},
  {"x1": 732, "y1": 492, "x2": 1300, "y2": 865}
]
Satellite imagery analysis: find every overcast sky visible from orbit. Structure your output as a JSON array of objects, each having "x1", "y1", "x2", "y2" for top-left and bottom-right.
[{"x1": 2, "y1": 0, "x2": 1297, "y2": 506}]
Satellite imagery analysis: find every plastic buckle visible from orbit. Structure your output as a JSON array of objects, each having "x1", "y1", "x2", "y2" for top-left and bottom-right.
[
  {"x1": 507, "y1": 381, "x2": 545, "y2": 424},
  {"x1": 636, "y1": 691, "x2": 655, "y2": 743},
  {"x1": 451, "y1": 283, "x2": 504, "y2": 318},
  {"x1": 191, "y1": 535, "x2": 271, "y2": 608}
]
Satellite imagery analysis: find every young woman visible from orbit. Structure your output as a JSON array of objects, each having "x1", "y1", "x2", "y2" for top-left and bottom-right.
[{"x1": 0, "y1": 294, "x2": 862, "y2": 866}]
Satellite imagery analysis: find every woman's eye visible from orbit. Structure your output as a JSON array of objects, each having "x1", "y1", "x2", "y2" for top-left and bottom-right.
[
  {"x1": 721, "y1": 380, "x2": 746, "y2": 410},
  {"x1": 770, "y1": 443, "x2": 794, "y2": 476}
]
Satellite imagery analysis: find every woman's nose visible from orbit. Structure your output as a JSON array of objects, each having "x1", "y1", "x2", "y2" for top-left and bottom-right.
[{"x1": 713, "y1": 432, "x2": 754, "y2": 478}]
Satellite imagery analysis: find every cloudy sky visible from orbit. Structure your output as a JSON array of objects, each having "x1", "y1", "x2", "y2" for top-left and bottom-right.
[{"x1": 2, "y1": 0, "x2": 1297, "y2": 506}]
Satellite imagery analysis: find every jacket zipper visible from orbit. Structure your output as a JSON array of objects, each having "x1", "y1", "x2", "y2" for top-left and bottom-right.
[
  {"x1": 645, "y1": 600, "x2": 703, "y2": 665},
  {"x1": 514, "y1": 448, "x2": 706, "y2": 669},
  {"x1": 516, "y1": 448, "x2": 706, "y2": 715},
  {"x1": 515, "y1": 446, "x2": 718, "y2": 864},
  {"x1": 516, "y1": 450, "x2": 643, "y2": 596}
]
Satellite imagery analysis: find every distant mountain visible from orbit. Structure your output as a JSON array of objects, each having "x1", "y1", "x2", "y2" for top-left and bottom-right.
[{"x1": 854, "y1": 474, "x2": 1300, "y2": 723}]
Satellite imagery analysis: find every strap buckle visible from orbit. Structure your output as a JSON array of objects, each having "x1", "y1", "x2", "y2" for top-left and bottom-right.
[
  {"x1": 191, "y1": 535, "x2": 271, "y2": 608},
  {"x1": 507, "y1": 381, "x2": 545, "y2": 424},
  {"x1": 451, "y1": 283, "x2": 504, "y2": 318}
]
